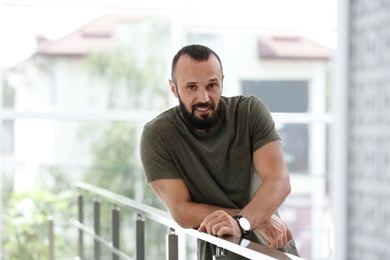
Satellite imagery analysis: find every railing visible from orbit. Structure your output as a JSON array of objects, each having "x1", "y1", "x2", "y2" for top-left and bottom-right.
[{"x1": 48, "y1": 182, "x2": 304, "y2": 260}]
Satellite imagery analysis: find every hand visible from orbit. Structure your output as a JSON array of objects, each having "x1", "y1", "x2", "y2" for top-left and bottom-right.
[
  {"x1": 198, "y1": 210, "x2": 242, "y2": 237},
  {"x1": 254, "y1": 215, "x2": 292, "y2": 249}
]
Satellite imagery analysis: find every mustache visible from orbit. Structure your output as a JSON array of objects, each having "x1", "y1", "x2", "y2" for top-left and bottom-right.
[{"x1": 192, "y1": 102, "x2": 214, "y2": 109}]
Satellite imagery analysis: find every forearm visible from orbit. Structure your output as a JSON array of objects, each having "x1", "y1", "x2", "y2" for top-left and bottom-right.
[
  {"x1": 239, "y1": 174, "x2": 290, "y2": 228},
  {"x1": 171, "y1": 201, "x2": 240, "y2": 229}
]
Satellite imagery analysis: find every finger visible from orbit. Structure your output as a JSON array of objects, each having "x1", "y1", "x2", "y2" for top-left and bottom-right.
[
  {"x1": 211, "y1": 222, "x2": 228, "y2": 236},
  {"x1": 206, "y1": 218, "x2": 224, "y2": 235},
  {"x1": 280, "y1": 225, "x2": 291, "y2": 246},
  {"x1": 200, "y1": 215, "x2": 219, "y2": 235},
  {"x1": 267, "y1": 231, "x2": 282, "y2": 249},
  {"x1": 286, "y1": 228, "x2": 293, "y2": 241},
  {"x1": 215, "y1": 226, "x2": 231, "y2": 237},
  {"x1": 198, "y1": 222, "x2": 206, "y2": 233},
  {"x1": 278, "y1": 237, "x2": 284, "y2": 249},
  {"x1": 268, "y1": 239, "x2": 278, "y2": 249}
]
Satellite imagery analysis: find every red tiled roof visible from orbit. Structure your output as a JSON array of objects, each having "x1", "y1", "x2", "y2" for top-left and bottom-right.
[
  {"x1": 36, "y1": 13, "x2": 143, "y2": 56},
  {"x1": 37, "y1": 13, "x2": 332, "y2": 60},
  {"x1": 258, "y1": 35, "x2": 332, "y2": 60}
]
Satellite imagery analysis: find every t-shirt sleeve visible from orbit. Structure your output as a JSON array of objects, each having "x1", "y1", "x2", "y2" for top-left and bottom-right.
[
  {"x1": 249, "y1": 97, "x2": 281, "y2": 152},
  {"x1": 140, "y1": 123, "x2": 183, "y2": 182}
]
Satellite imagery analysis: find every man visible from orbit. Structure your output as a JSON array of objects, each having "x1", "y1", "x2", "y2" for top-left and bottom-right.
[{"x1": 140, "y1": 44, "x2": 299, "y2": 259}]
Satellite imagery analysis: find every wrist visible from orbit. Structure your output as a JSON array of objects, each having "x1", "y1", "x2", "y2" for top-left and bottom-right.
[{"x1": 232, "y1": 215, "x2": 251, "y2": 236}]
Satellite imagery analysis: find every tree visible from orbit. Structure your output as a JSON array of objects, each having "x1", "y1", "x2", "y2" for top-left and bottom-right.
[
  {"x1": 76, "y1": 16, "x2": 171, "y2": 259},
  {"x1": 80, "y1": 16, "x2": 170, "y2": 206},
  {"x1": 2, "y1": 15, "x2": 171, "y2": 259},
  {"x1": 3, "y1": 189, "x2": 76, "y2": 260}
]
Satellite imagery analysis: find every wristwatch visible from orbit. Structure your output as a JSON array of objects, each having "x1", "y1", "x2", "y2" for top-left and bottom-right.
[{"x1": 232, "y1": 215, "x2": 251, "y2": 236}]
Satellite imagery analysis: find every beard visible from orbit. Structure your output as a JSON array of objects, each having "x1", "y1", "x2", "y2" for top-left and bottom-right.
[{"x1": 179, "y1": 97, "x2": 224, "y2": 131}]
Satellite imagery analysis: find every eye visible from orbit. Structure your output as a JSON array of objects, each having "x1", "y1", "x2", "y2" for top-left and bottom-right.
[
  {"x1": 208, "y1": 83, "x2": 218, "y2": 90},
  {"x1": 187, "y1": 84, "x2": 197, "y2": 90}
]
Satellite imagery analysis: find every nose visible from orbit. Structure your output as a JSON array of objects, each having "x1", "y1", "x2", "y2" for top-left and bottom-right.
[{"x1": 197, "y1": 89, "x2": 210, "y2": 103}]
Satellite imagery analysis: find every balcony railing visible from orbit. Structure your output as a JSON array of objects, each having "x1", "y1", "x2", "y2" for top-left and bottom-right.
[{"x1": 48, "y1": 182, "x2": 304, "y2": 260}]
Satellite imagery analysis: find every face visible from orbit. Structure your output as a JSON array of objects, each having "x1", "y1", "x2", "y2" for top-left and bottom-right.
[{"x1": 169, "y1": 54, "x2": 224, "y2": 131}]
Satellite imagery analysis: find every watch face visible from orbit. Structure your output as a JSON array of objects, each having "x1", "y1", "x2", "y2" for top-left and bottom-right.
[{"x1": 239, "y1": 217, "x2": 251, "y2": 231}]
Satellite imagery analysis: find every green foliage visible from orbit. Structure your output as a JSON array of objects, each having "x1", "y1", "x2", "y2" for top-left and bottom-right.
[
  {"x1": 1, "y1": 170, "x2": 14, "y2": 208},
  {"x1": 86, "y1": 16, "x2": 170, "y2": 111},
  {"x1": 79, "y1": 122, "x2": 138, "y2": 198},
  {"x1": 76, "y1": 15, "x2": 171, "y2": 258},
  {"x1": 87, "y1": 47, "x2": 169, "y2": 110},
  {"x1": 3, "y1": 189, "x2": 76, "y2": 260},
  {"x1": 2, "y1": 14, "x2": 172, "y2": 260},
  {"x1": 81, "y1": 15, "x2": 171, "y2": 205}
]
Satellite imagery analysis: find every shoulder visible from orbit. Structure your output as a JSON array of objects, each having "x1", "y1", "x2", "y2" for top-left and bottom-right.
[
  {"x1": 141, "y1": 107, "x2": 177, "y2": 142},
  {"x1": 144, "y1": 107, "x2": 178, "y2": 132},
  {"x1": 223, "y1": 95, "x2": 267, "y2": 112}
]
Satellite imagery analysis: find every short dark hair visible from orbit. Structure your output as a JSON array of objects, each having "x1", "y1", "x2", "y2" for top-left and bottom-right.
[{"x1": 171, "y1": 44, "x2": 223, "y2": 82}]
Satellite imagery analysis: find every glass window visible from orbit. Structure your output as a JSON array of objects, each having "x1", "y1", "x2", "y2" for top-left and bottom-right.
[
  {"x1": 278, "y1": 124, "x2": 309, "y2": 173},
  {"x1": 1, "y1": 120, "x2": 14, "y2": 154},
  {"x1": 242, "y1": 80, "x2": 309, "y2": 113}
]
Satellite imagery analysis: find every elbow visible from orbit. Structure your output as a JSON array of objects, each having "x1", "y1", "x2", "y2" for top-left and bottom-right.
[
  {"x1": 169, "y1": 206, "x2": 196, "y2": 229},
  {"x1": 172, "y1": 214, "x2": 188, "y2": 228},
  {"x1": 285, "y1": 181, "x2": 291, "y2": 197},
  {"x1": 282, "y1": 174, "x2": 291, "y2": 198}
]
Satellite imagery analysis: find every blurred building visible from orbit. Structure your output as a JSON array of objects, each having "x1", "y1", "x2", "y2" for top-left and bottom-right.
[
  {"x1": 332, "y1": 0, "x2": 390, "y2": 259},
  {"x1": 2, "y1": 13, "x2": 171, "y2": 191}
]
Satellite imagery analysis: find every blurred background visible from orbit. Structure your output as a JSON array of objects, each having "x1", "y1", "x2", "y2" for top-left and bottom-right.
[{"x1": 1, "y1": 0, "x2": 389, "y2": 260}]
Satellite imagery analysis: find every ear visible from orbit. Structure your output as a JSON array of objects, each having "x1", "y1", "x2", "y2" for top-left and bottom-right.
[
  {"x1": 221, "y1": 75, "x2": 224, "y2": 94},
  {"x1": 169, "y1": 79, "x2": 179, "y2": 98}
]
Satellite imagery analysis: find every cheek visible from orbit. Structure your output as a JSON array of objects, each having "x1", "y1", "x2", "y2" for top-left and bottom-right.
[
  {"x1": 210, "y1": 95, "x2": 221, "y2": 107},
  {"x1": 179, "y1": 95, "x2": 194, "y2": 110},
  {"x1": 181, "y1": 94, "x2": 196, "y2": 106}
]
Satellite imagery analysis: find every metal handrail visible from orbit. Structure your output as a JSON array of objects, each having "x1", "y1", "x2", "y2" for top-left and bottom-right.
[{"x1": 69, "y1": 181, "x2": 303, "y2": 260}]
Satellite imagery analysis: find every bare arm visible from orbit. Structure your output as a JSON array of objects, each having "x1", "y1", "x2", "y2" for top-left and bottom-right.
[
  {"x1": 149, "y1": 178, "x2": 240, "y2": 228},
  {"x1": 200, "y1": 140, "x2": 293, "y2": 247},
  {"x1": 150, "y1": 140, "x2": 293, "y2": 247},
  {"x1": 238, "y1": 139, "x2": 291, "y2": 228}
]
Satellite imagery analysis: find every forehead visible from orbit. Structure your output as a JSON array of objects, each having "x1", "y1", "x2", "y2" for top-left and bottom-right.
[{"x1": 174, "y1": 54, "x2": 223, "y2": 82}]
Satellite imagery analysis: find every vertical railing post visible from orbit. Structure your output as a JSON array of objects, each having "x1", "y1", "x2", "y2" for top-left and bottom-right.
[
  {"x1": 166, "y1": 228, "x2": 178, "y2": 260},
  {"x1": 112, "y1": 206, "x2": 120, "y2": 260},
  {"x1": 78, "y1": 194, "x2": 84, "y2": 260},
  {"x1": 94, "y1": 199, "x2": 101, "y2": 260},
  {"x1": 213, "y1": 247, "x2": 229, "y2": 260},
  {"x1": 136, "y1": 214, "x2": 145, "y2": 260},
  {"x1": 48, "y1": 216, "x2": 54, "y2": 260}
]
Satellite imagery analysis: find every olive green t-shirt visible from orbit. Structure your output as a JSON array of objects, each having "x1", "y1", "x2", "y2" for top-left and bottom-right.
[{"x1": 140, "y1": 95, "x2": 299, "y2": 259}]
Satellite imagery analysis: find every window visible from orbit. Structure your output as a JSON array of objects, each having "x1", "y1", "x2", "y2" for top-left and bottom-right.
[
  {"x1": 1, "y1": 120, "x2": 14, "y2": 154},
  {"x1": 242, "y1": 80, "x2": 310, "y2": 173},
  {"x1": 242, "y1": 80, "x2": 309, "y2": 113}
]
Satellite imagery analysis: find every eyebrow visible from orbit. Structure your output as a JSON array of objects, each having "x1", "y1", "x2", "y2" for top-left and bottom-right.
[
  {"x1": 185, "y1": 81, "x2": 197, "y2": 87},
  {"x1": 185, "y1": 78, "x2": 220, "y2": 87}
]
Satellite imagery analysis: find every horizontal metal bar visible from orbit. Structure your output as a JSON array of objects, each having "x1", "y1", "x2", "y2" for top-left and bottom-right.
[
  {"x1": 0, "y1": 110, "x2": 159, "y2": 122},
  {"x1": 74, "y1": 182, "x2": 302, "y2": 260},
  {"x1": 272, "y1": 113, "x2": 334, "y2": 124},
  {"x1": 0, "y1": 110, "x2": 334, "y2": 124},
  {"x1": 70, "y1": 219, "x2": 133, "y2": 260},
  {"x1": 74, "y1": 182, "x2": 177, "y2": 228}
]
